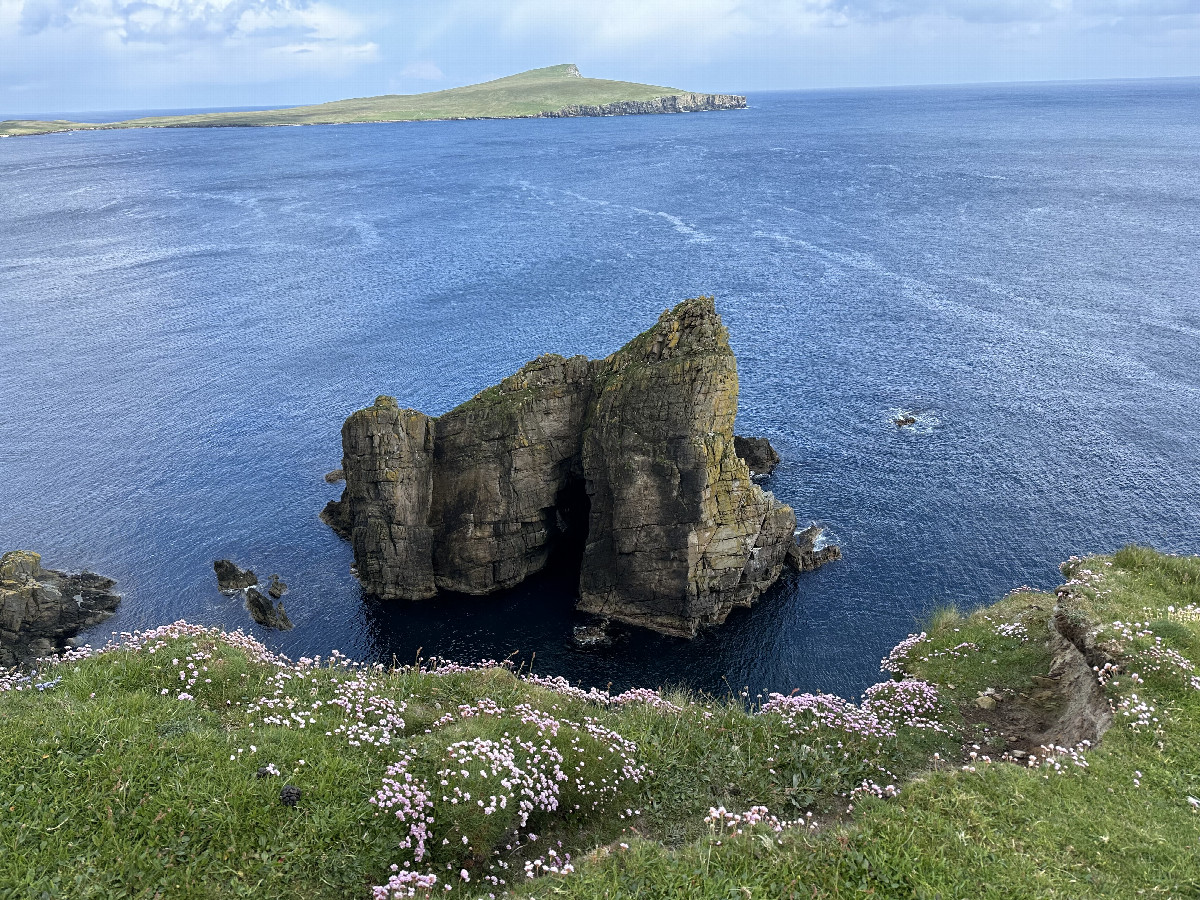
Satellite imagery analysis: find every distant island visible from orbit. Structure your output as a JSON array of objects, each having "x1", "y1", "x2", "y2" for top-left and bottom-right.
[{"x1": 0, "y1": 64, "x2": 746, "y2": 138}]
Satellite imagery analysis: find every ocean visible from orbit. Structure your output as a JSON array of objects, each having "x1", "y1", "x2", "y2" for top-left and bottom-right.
[{"x1": 2, "y1": 78, "x2": 1198, "y2": 698}]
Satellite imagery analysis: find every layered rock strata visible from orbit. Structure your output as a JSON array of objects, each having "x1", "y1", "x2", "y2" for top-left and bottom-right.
[
  {"x1": 326, "y1": 297, "x2": 801, "y2": 637},
  {"x1": 538, "y1": 93, "x2": 746, "y2": 118},
  {"x1": 0, "y1": 551, "x2": 121, "y2": 666}
]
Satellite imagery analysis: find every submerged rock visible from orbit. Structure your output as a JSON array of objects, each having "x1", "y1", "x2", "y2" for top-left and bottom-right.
[
  {"x1": 0, "y1": 550, "x2": 121, "y2": 667},
  {"x1": 785, "y1": 525, "x2": 842, "y2": 572},
  {"x1": 213, "y1": 559, "x2": 257, "y2": 592},
  {"x1": 733, "y1": 436, "x2": 781, "y2": 476},
  {"x1": 328, "y1": 297, "x2": 801, "y2": 638}
]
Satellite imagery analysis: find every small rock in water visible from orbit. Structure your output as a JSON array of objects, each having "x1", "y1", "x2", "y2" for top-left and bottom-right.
[
  {"x1": 573, "y1": 619, "x2": 614, "y2": 648},
  {"x1": 214, "y1": 559, "x2": 257, "y2": 592},
  {"x1": 785, "y1": 525, "x2": 842, "y2": 572},
  {"x1": 267, "y1": 574, "x2": 287, "y2": 599},
  {"x1": 894, "y1": 414, "x2": 918, "y2": 428},
  {"x1": 324, "y1": 469, "x2": 345, "y2": 484},
  {"x1": 245, "y1": 587, "x2": 294, "y2": 631},
  {"x1": 280, "y1": 785, "x2": 301, "y2": 806}
]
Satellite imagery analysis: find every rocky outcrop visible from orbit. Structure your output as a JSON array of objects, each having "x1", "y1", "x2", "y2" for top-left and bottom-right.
[
  {"x1": 0, "y1": 551, "x2": 121, "y2": 666},
  {"x1": 538, "y1": 92, "x2": 746, "y2": 119},
  {"x1": 246, "y1": 587, "x2": 294, "y2": 631},
  {"x1": 786, "y1": 525, "x2": 842, "y2": 572},
  {"x1": 734, "y1": 436, "x2": 781, "y2": 476},
  {"x1": 214, "y1": 560, "x2": 257, "y2": 592},
  {"x1": 327, "y1": 297, "x2": 803, "y2": 638}
]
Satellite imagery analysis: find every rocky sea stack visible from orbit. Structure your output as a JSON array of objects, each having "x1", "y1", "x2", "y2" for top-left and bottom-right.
[
  {"x1": 0, "y1": 551, "x2": 121, "y2": 666},
  {"x1": 325, "y1": 297, "x2": 813, "y2": 637}
]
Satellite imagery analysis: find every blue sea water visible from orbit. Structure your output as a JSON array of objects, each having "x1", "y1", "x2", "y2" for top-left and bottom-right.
[{"x1": 2, "y1": 79, "x2": 1198, "y2": 699}]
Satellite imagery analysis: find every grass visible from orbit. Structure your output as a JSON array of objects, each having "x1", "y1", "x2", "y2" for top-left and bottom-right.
[
  {"x1": 2, "y1": 547, "x2": 1199, "y2": 898},
  {"x1": 0, "y1": 65, "x2": 718, "y2": 139}
]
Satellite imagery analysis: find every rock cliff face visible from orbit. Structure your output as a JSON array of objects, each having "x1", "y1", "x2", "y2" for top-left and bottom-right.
[
  {"x1": 0, "y1": 551, "x2": 121, "y2": 666},
  {"x1": 538, "y1": 92, "x2": 746, "y2": 118},
  {"x1": 326, "y1": 297, "x2": 799, "y2": 637}
]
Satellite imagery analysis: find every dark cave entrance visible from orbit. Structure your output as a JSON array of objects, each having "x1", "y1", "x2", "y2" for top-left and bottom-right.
[{"x1": 546, "y1": 476, "x2": 591, "y2": 578}]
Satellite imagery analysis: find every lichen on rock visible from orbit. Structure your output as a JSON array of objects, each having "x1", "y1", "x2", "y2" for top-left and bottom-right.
[{"x1": 328, "y1": 297, "x2": 818, "y2": 637}]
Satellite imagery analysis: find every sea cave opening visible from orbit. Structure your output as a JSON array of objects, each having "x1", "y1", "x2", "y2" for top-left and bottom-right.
[{"x1": 546, "y1": 476, "x2": 591, "y2": 582}]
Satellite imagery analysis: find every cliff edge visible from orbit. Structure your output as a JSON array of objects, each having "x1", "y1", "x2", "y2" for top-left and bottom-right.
[{"x1": 325, "y1": 298, "x2": 799, "y2": 637}]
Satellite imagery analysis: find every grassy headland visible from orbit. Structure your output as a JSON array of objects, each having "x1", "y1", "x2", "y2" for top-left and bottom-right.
[
  {"x1": 1, "y1": 546, "x2": 1197, "y2": 898},
  {"x1": 0, "y1": 65, "x2": 741, "y2": 139}
]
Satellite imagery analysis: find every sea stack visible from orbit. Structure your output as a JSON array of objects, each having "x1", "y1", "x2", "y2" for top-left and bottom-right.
[{"x1": 325, "y1": 297, "x2": 802, "y2": 637}]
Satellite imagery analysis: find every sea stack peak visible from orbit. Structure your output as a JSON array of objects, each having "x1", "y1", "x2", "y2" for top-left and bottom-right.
[{"x1": 324, "y1": 297, "x2": 802, "y2": 637}]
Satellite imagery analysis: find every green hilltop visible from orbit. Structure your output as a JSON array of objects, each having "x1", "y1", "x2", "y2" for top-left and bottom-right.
[{"x1": 0, "y1": 64, "x2": 736, "y2": 138}]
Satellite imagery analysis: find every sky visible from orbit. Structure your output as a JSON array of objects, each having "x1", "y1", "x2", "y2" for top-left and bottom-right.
[{"x1": 2, "y1": 0, "x2": 1199, "y2": 115}]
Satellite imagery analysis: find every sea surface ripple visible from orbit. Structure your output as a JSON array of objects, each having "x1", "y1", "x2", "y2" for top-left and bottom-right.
[{"x1": 2, "y1": 79, "x2": 1198, "y2": 698}]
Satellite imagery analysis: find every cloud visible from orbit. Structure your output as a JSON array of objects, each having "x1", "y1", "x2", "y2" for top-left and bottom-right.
[
  {"x1": 443, "y1": 0, "x2": 1200, "y2": 47},
  {"x1": 1, "y1": 0, "x2": 380, "y2": 107},
  {"x1": 12, "y1": 0, "x2": 372, "y2": 43}
]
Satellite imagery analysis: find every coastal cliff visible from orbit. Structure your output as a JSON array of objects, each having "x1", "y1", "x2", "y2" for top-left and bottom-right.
[
  {"x1": 0, "y1": 551, "x2": 121, "y2": 665},
  {"x1": 325, "y1": 297, "x2": 799, "y2": 637},
  {"x1": 538, "y1": 92, "x2": 746, "y2": 118}
]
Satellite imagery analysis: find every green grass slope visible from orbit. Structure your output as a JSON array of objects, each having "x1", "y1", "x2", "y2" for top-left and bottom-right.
[
  {"x1": 0, "y1": 65, "x2": 697, "y2": 138},
  {"x1": 1, "y1": 546, "x2": 1197, "y2": 898}
]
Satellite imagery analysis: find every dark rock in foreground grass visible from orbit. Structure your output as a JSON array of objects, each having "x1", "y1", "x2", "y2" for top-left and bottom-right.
[
  {"x1": 327, "y1": 297, "x2": 801, "y2": 638},
  {"x1": 0, "y1": 550, "x2": 121, "y2": 666},
  {"x1": 214, "y1": 559, "x2": 257, "y2": 592}
]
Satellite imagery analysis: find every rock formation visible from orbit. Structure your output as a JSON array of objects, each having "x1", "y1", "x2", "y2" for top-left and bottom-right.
[
  {"x1": 325, "y1": 297, "x2": 809, "y2": 637},
  {"x1": 0, "y1": 551, "x2": 121, "y2": 666},
  {"x1": 734, "y1": 436, "x2": 781, "y2": 476},
  {"x1": 786, "y1": 525, "x2": 842, "y2": 572},
  {"x1": 246, "y1": 587, "x2": 294, "y2": 631},
  {"x1": 537, "y1": 93, "x2": 746, "y2": 119},
  {"x1": 214, "y1": 559, "x2": 257, "y2": 592}
]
